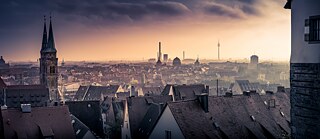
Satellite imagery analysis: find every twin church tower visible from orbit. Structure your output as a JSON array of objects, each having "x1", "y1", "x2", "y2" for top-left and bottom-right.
[{"x1": 39, "y1": 16, "x2": 58, "y2": 101}]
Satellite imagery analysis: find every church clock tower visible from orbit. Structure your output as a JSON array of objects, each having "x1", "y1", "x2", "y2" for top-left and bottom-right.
[{"x1": 40, "y1": 16, "x2": 59, "y2": 101}]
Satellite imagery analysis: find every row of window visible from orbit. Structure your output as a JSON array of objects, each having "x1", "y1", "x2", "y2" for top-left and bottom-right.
[{"x1": 41, "y1": 66, "x2": 56, "y2": 74}]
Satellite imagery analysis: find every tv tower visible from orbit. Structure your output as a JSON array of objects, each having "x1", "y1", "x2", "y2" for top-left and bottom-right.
[{"x1": 218, "y1": 40, "x2": 220, "y2": 60}]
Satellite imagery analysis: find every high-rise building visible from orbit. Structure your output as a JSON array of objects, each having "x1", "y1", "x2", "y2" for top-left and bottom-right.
[
  {"x1": 248, "y1": 55, "x2": 259, "y2": 70},
  {"x1": 183, "y1": 51, "x2": 185, "y2": 60},
  {"x1": 163, "y1": 54, "x2": 168, "y2": 63},
  {"x1": 156, "y1": 42, "x2": 162, "y2": 66},
  {"x1": 61, "y1": 59, "x2": 65, "y2": 67},
  {"x1": 194, "y1": 57, "x2": 200, "y2": 66},
  {"x1": 173, "y1": 57, "x2": 181, "y2": 66},
  {"x1": 250, "y1": 55, "x2": 259, "y2": 65},
  {"x1": 285, "y1": 0, "x2": 320, "y2": 138},
  {"x1": 39, "y1": 16, "x2": 58, "y2": 101}
]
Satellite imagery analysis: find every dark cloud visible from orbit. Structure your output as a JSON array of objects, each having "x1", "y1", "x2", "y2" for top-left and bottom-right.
[
  {"x1": 203, "y1": 3, "x2": 245, "y2": 18},
  {"x1": 0, "y1": 0, "x2": 263, "y2": 28},
  {"x1": 0, "y1": 0, "x2": 272, "y2": 48}
]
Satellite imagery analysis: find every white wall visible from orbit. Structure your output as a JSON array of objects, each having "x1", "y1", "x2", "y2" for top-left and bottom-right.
[
  {"x1": 149, "y1": 106, "x2": 185, "y2": 139},
  {"x1": 291, "y1": 0, "x2": 320, "y2": 63}
]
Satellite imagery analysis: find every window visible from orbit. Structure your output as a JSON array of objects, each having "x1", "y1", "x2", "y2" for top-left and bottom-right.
[
  {"x1": 50, "y1": 66, "x2": 55, "y2": 74},
  {"x1": 165, "y1": 130, "x2": 171, "y2": 139},
  {"x1": 305, "y1": 15, "x2": 320, "y2": 43},
  {"x1": 268, "y1": 99, "x2": 276, "y2": 108}
]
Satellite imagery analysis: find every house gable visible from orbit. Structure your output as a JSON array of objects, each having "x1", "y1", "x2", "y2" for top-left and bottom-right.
[{"x1": 149, "y1": 106, "x2": 185, "y2": 139}]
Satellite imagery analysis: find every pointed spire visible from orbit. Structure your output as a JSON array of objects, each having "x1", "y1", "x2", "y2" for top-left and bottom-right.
[
  {"x1": 41, "y1": 15, "x2": 47, "y2": 52},
  {"x1": 47, "y1": 14, "x2": 57, "y2": 52}
]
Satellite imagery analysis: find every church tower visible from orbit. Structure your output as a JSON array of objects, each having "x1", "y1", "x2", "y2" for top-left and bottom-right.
[{"x1": 39, "y1": 16, "x2": 58, "y2": 101}]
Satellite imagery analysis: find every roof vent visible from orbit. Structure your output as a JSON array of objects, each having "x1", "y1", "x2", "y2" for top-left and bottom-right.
[
  {"x1": 243, "y1": 91, "x2": 250, "y2": 96},
  {"x1": 213, "y1": 122, "x2": 220, "y2": 128},
  {"x1": 76, "y1": 129, "x2": 81, "y2": 135},
  {"x1": 250, "y1": 115, "x2": 256, "y2": 121},
  {"x1": 21, "y1": 104, "x2": 31, "y2": 113},
  {"x1": 264, "y1": 101, "x2": 267, "y2": 105}
]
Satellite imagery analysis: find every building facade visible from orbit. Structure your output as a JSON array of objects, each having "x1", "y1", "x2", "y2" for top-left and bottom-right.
[
  {"x1": 39, "y1": 17, "x2": 58, "y2": 101},
  {"x1": 285, "y1": 0, "x2": 320, "y2": 138}
]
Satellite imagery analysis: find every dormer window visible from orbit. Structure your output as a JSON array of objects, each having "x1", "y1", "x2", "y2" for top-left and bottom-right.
[{"x1": 305, "y1": 15, "x2": 320, "y2": 43}]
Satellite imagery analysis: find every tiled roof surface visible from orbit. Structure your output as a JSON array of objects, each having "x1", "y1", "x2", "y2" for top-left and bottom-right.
[
  {"x1": 127, "y1": 95, "x2": 172, "y2": 139},
  {"x1": 1, "y1": 106, "x2": 75, "y2": 139},
  {"x1": 142, "y1": 86, "x2": 163, "y2": 96},
  {"x1": 2, "y1": 85, "x2": 49, "y2": 108},
  {"x1": 162, "y1": 84, "x2": 208, "y2": 100},
  {"x1": 168, "y1": 100, "x2": 221, "y2": 139},
  {"x1": 74, "y1": 85, "x2": 119, "y2": 101},
  {"x1": 161, "y1": 93, "x2": 290, "y2": 139},
  {"x1": 65, "y1": 100, "x2": 104, "y2": 137}
]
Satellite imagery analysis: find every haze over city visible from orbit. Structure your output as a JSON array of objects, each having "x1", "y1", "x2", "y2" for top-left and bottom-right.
[{"x1": 1, "y1": 0, "x2": 290, "y2": 62}]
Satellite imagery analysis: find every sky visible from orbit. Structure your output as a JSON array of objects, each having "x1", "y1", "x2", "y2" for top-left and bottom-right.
[{"x1": 0, "y1": 0, "x2": 290, "y2": 62}]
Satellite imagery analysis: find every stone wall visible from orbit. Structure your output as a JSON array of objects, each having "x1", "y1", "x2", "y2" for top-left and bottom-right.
[{"x1": 290, "y1": 63, "x2": 320, "y2": 138}]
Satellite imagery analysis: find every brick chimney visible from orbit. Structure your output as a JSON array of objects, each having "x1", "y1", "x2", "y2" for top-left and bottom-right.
[{"x1": 197, "y1": 93, "x2": 208, "y2": 113}]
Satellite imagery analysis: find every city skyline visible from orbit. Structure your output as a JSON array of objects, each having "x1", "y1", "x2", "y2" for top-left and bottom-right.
[{"x1": 0, "y1": 0, "x2": 290, "y2": 62}]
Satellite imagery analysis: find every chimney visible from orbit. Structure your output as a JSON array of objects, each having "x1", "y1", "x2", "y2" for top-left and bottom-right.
[
  {"x1": 3, "y1": 88, "x2": 7, "y2": 107},
  {"x1": 225, "y1": 92, "x2": 233, "y2": 97},
  {"x1": 266, "y1": 91, "x2": 274, "y2": 95},
  {"x1": 198, "y1": 93, "x2": 209, "y2": 113},
  {"x1": 277, "y1": 86, "x2": 285, "y2": 93},
  {"x1": 158, "y1": 103, "x2": 164, "y2": 115},
  {"x1": 243, "y1": 91, "x2": 250, "y2": 96},
  {"x1": 54, "y1": 101, "x2": 59, "y2": 106},
  {"x1": 250, "y1": 90, "x2": 257, "y2": 94},
  {"x1": 130, "y1": 86, "x2": 136, "y2": 97},
  {"x1": 205, "y1": 85, "x2": 209, "y2": 93}
]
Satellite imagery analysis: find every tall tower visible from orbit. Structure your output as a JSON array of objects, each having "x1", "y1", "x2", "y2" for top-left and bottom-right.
[
  {"x1": 39, "y1": 16, "x2": 59, "y2": 102},
  {"x1": 285, "y1": 0, "x2": 320, "y2": 138},
  {"x1": 183, "y1": 51, "x2": 185, "y2": 60},
  {"x1": 156, "y1": 42, "x2": 162, "y2": 66},
  {"x1": 218, "y1": 40, "x2": 220, "y2": 60},
  {"x1": 158, "y1": 42, "x2": 162, "y2": 61}
]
